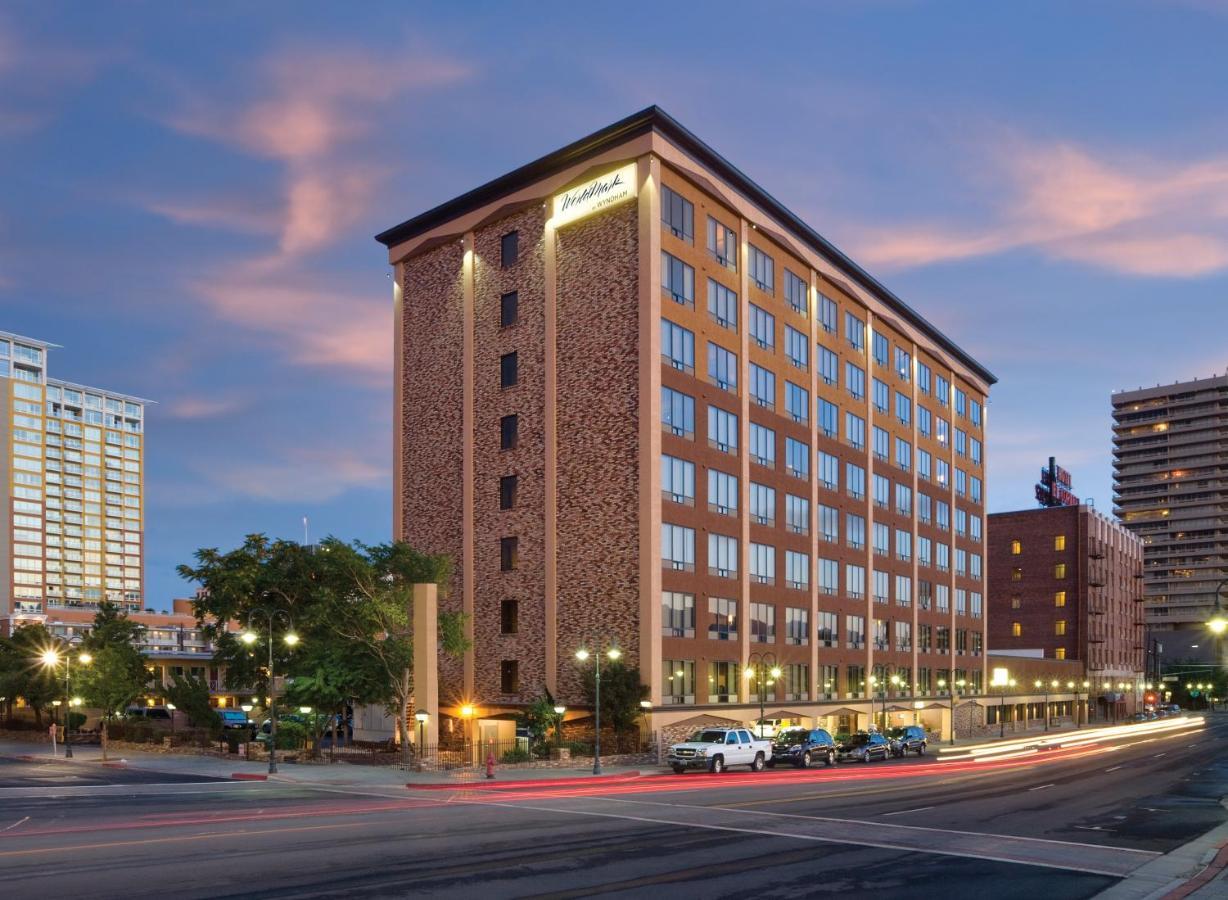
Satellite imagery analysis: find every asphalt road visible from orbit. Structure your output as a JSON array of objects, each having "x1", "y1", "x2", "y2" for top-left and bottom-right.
[{"x1": 0, "y1": 717, "x2": 1221, "y2": 899}]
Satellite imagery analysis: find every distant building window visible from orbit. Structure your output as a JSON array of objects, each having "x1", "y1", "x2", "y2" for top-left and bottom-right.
[
  {"x1": 1054, "y1": 563, "x2": 1067, "y2": 579},
  {"x1": 661, "y1": 185, "x2": 694, "y2": 243},
  {"x1": 1010, "y1": 596, "x2": 1021, "y2": 609},
  {"x1": 500, "y1": 352, "x2": 518, "y2": 389},
  {"x1": 707, "y1": 216, "x2": 737, "y2": 271},
  {"x1": 499, "y1": 475, "x2": 518, "y2": 510},
  {"x1": 500, "y1": 231, "x2": 519, "y2": 267},
  {"x1": 1010, "y1": 540, "x2": 1021, "y2": 555},
  {"x1": 1054, "y1": 620, "x2": 1067, "y2": 636},
  {"x1": 500, "y1": 599, "x2": 519, "y2": 634},
  {"x1": 1054, "y1": 591, "x2": 1066, "y2": 608},
  {"x1": 1011, "y1": 622, "x2": 1022, "y2": 637},
  {"x1": 500, "y1": 414, "x2": 518, "y2": 450},
  {"x1": 500, "y1": 537, "x2": 518, "y2": 571},
  {"x1": 500, "y1": 291, "x2": 518, "y2": 327},
  {"x1": 500, "y1": 659, "x2": 519, "y2": 693},
  {"x1": 1054, "y1": 648, "x2": 1066, "y2": 660},
  {"x1": 748, "y1": 244, "x2": 774, "y2": 293},
  {"x1": 1010, "y1": 567, "x2": 1022, "y2": 582},
  {"x1": 1054, "y1": 535, "x2": 1066, "y2": 551}
]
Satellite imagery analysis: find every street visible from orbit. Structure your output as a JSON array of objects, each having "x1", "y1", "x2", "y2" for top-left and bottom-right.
[{"x1": 0, "y1": 717, "x2": 1221, "y2": 898}]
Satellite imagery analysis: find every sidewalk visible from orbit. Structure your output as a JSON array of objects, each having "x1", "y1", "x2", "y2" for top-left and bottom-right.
[{"x1": 0, "y1": 739, "x2": 645, "y2": 788}]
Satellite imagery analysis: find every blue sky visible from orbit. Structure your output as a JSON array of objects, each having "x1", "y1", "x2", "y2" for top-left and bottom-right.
[{"x1": 3, "y1": 1, "x2": 1226, "y2": 608}]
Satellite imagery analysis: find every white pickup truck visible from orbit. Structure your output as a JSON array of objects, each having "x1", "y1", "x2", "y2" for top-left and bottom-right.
[{"x1": 667, "y1": 727, "x2": 773, "y2": 774}]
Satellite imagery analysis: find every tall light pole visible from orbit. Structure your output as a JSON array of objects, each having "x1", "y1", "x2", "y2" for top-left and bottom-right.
[
  {"x1": 575, "y1": 643, "x2": 621, "y2": 775},
  {"x1": 747, "y1": 651, "x2": 781, "y2": 739},
  {"x1": 39, "y1": 648, "x2": 92, "y2": 758},
  {"x1": 553, "y1": 705, "x2": 566, "y2": 753},
  {"x1": 240, "y1": 608, "x2": 299, "y2": 775},
  {"x1": 414, "y1": 710, "x2": 428, "y2": 772}
]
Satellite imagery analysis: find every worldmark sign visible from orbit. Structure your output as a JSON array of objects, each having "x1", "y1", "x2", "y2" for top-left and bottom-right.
[{"x1": 552, "y1": 162, "x2": 638, "y2": 228}]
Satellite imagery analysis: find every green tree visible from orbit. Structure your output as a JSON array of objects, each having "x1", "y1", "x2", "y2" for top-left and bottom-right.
[
  {"x1": 285, "y1": 642, "x2": 384, "y2": 756},
  {"x1": 517, "y1": 689, "x2": 560, "y2": 754},
  {"x1": 581, "y1": 661, "x2": 649, "y2": 743},
  {"x1": 78, "y1": 600, "x2": 151, "y2": 720},
  {"x1": 161, "y1": 673, "x2": 220, "y2": 734},
  {"x1": 81, "y1": 599, "x2": 146, "y2": 651},
  {"x1": 0, "y1": 625, "x2": 62, "y2": 726}
]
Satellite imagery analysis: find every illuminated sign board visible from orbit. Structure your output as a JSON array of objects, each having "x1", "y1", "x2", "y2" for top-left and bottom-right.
[
  {"x1": 552, "y1": 163, "x2": 638, "y2": 228},
  {"x1": 1036, "y1": 456, "x2": 1080, "y2": 507}
]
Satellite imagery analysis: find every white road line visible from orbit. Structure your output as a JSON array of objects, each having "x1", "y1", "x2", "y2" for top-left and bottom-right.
[
  {"x1": 1105, "y1": 766, "x2": 1122, "y2": 773},
  {"x1": 0, "y1": 817, "x2": 29, "y2": 833},
  {"x1": 880, "y1": 806, "x2": 934, "y2": 817},
  {"x1": 1028, "y1": 783, "x2": 1055, "y2": 791},
  {"x1": 1153, "y1": 753, "x2": 1167, "y2": 758}
]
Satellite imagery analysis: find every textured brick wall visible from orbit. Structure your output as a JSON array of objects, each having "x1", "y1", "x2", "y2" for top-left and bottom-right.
[
  {"x1": 402, "y1": 242, "x2": 466, "y2": 693},
  {"x1": 473, "y1": 205, "x2": 548, "y2": 705},
  {"x1": 555, "y1": 201, "x2": 641, "y2": 701}
]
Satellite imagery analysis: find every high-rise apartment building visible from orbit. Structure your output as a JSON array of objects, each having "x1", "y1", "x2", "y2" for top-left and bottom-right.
[
  {"x1": 377, "y1": 108, "x2": 996, "y2": 739},
  {"x1": 1113, "y1": 374, "x2": 1228, "y2": 663},
  {"x1": 987, "y1": 506, "x2": 1144, "y2": 682},
  {"x1": 1, "y1": 331, "x2": 147, "y2": 634}
]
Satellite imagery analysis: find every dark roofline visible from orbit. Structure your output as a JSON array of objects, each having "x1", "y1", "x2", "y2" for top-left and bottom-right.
[{"x1": 375, "y1": 106, "x2": 996, "y2": 385}]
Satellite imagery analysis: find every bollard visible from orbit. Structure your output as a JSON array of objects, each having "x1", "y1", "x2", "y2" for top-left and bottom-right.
[{"x1": 486, "y1": 751, "x2": 495, "y2": 779}]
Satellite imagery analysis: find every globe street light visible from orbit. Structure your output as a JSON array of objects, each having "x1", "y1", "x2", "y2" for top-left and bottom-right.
[
  {"x1": 241, "y1": 607, "x2": 299, "y2": 774},
  {"x1": 38, "y1": 647, "x2": 92, "y2": 758},
  {"x1": 747, "y1": 652, "x2": 781, "y2": 739},
  {"x1": 575, "y1": 642, "x2": 621, "y2": 775},
  {"x1": 553, "y1": 705, "x2": 566, "y2": 752}
]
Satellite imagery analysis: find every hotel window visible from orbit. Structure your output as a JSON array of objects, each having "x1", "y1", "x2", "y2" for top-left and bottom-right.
[
  {"x1": 1054, "y1": 535, "x2": 1066, "y2": 551},
  {"x1": 784, "y1": 663, "x2": 809, "y2": 701},
  {"x1": 499, "y1": 352, "x2": 518, "y2": 389},
  {"x1": 895, "y1": 437, "x2": 911, "y2": 472},
  {"x1": 749, "y1": 363, "x2": 775, "y2": 408},
  {"x1": 895, "y1": 347, "x2": 911, "y2": 381},
  {"x1": 955, "y1": 509, "x2": 967, "y2": 537},
  {"x1": 661, "y1": 387, "x2": 695, "y2": 438},
  {"x1": 954, "y1": 387, "x2": 967, "y2": 418},
  {"x1": 918, "y1": 362, "x2": 931, "y2": 394},
  {"x1": 1010, "y1": 596, "x2": 1021, "y2": 609},
  {"x1": 846, "y1": 613, "x2": 866, "y2": 649},
  {"x1": 918, "y1": 492, "x2": 932, "y2": 524},
  {"x1": 896, "y1": 393, "x2": 911, "y2": 426},
  {"x1": 784, "y1": 268, "x2": 807, "y2": 315},
  {"x1": 872, "y1": 331, "x2": 889, "y2": 367},
  {"x1": 662, "y1": 591, "x2": 695, "y2": 637},
  {"x1": 818, "y1": 399, "x2": 838, "y2": 438},
  {"x1": 918, "y1": 405, "x2": 932, "y2": 437},
  {"x1": 750, "y1": 601, "x2": 775, "y2": 641},
  {"x1": 749, "y1": 481, "x2": 775, "y2": 526},
  {"x1": 708, "y1": 278, "x2": 738, "y2": 331},
  {"x1": 919, "y1": 623, "x2": 932, "y2": 653},
  {"x1": 749, "y1": 304, "x2": 774, "y2": 349},
  {"x1": 708, "y1": 533, "x2": 738, "y2": 578},
  {"x1": 748, "y1": 244, "x2": 774, "y2": 293},
  {"x1": 873, "y1": 426, "x2": 889, "y2": 461},
  {"x1": 936, "y1": 500, "x2": 950, "y2": 531},
  {"x1": 936, "y1": 625, "x2": 950, "y2": 650},
  {"x1": 936, "y1": 584, "x2": 950, "y2": 613},
  {"x1": 1011, "y1": 622, "x2": 1022, "y2": 637},
  {"x1": 819, "y1": 347, "x2": 838, "y2": 386},
  {"x1": 708, "y1": 597, "x2": 738, "y2": 641},
  {"x1": 818, "y1": 452, "x2": 839, "y2": 491},
  {"x1": 819, "y1": 504, "x2": 839, "y2": 543},
  {"x1": 707, "y1": 468, "x2": 738, "y2": 515},
  {"x1": 499, "y1": 537, "x2": 518, "y2": 571},
  {"x1": 660, "y1": 318, "x2": 695, "y2": 373},
  {"x1": 872, "y1": 378, "x2": 889, "y2": 413},
  {"x1": 845, "y1": 311, "x2": 865, "y2": 352},
  {"x1": 896, "y1": 531, "x2": 912, "y2": 564},
  {"x1": 500, "y1": 660, "x2": 519, "y2": 693},
  {"x1": 1010, "y1": 539, "x2": 1021, "y2": 555},
  {"x1": 785, "y1": 493, "x2": 808, "y2": 534},
  {"x1": 819, "y1": 558, "x2": 839, "y2": 595},
  {"x1": 819, "y1": 293, "x2": 838, "y2": 333},
  {"x1": 846, "y1": 463, "x2": 866, "y2": 501},
  {"x1": 784, "y1": 436, "x2": 809, "y2": 479},
  {"x1": 896, "y1": 621, "x2": 912, "y2": 652},
  {"x1": 918, "y1": 536, "x2": 932, "y2": 568},
  {"x1": 847, "y1": 513, "x2": 866, "y2": 550},
  {"x1": 707, "y1": 216, "x2": 737, "y2": 270},
  {"x1": 847, "y1": 565, "x2": 866, "y2": 602},
  {"x1": 664, "y1": 660, "x2": 696, "y2": 705},
  {"x1": 936, "y1": 374, "x2": 950, "y2": 406},
  {"x1": 936, "y1": 458, "x2": 950, "y2": 486},
  {"x1": 707, "y1": 342, "x2": 738, "y2": 392},
  {"x1": 896, "y1": 483, "x2": 912, "y2": 516},
  {"x1": 785, "y1": 551, "x2": 809, "y2": 590},
  {"x1": 708, "y1": 405, "x2": 738, "y2": 453},
  {"x1": 500, "y1": 291, "x2": 518, "y2": 327},
  {"x1": 662, "y1": 252, "x2": 695, "y2": 307},
  {"x1": 871, "y1": 522, "x2": 888, "y2": 557},
  {"x1": 661, "y1": 185, "x2": 694, "y2": 242},
  {"x1": 873, "y1": 473, "x2": 889, "y2": 508},
  {"x1": 499, "y1": 475, "x2": 518, "y2": 510},
  {"x1": 970, "y1": 399, "x2": 982, "y2": 427},
  {"x1": 500, "y1": 599, "x2": 519, "y2": 635},
  {"x1": 817, "y1": 611, "x2": 838, "y2": 647},
  {"x1": 661, "y1": 523, "x2": 695, "y2": 571},
  {"x1": 954, "y1": 428, "x2": 967, "y2": 457},
  {"x1": 785, "y1": 382, "x2": 809, "y2": 424},
  {"x1": 1054, "y1": 591, "x2": 1066, "y2": 608},
  {"x1": 784, "y1": 325, "x2": 807, "y2": 370},
  {"x1": 661, "y1": 455, "x2": 695, "y2": 505},
  {"x1": 1055, "y1": 620, "x2": 1067, "y2": 636},
  {"x1": 917, "y1": 448, "x2": 932, "y2": 481},
  {"x1": 749, "y1": 422, "x2": 775, "y2": 468},
  {"x1": 500, "y1": 231, "x2": 518, "y2": 267},
  {"x1": 846, "y1": 362, "x2": 866, "y2": 400},
  {"x1": 873, "y1": 570, "x2": 889, "y2": 604},
  {"x1": 1054, "y1": 563, "x2": 1067, "y2": 579},
  {"x1": 936, "y1": 542, "x2": 950, "y2": 572},
  {"x1": 845, "y1": 412, "x2": 865, "y2": 451},
  {"x1": 708, "y1": 660, "x2": 738, "y2": 703},
  {"x1": 970, "y1": 437, "x2": 982, "y2": 465}
]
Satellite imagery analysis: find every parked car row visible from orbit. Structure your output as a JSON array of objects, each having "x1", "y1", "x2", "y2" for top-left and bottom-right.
[
  {"x1": 667, "y1": 725, "x2": 929, "y2": 774},
  {"x1": 1132, "y1": 704, "x2": 1184, "y2": 723}
]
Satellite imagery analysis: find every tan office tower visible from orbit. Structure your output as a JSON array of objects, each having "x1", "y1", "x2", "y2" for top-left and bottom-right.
[
  {"x1": 0, "y1": 331, "x2": 147, "y2": 634},
  {"x1": 377, "y1": 108, "x2": 995, "y2": 740},
  {"x1": 1113, "y1": 374, "x2": 1228, "y2": 664}
]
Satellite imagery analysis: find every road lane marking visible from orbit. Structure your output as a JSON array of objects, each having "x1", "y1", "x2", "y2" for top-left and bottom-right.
[
  {"x1": 880, "y1": 806, "x2": 933, "y2": 816},
  {"x1": 1105, "y1": 766, "x2": 1122, "y2": 772},
  {"x1": 1153, "y1": 753, "x2": 1167, "y2": 758},
  {"x1": 1028, "y1": 784, "x2": 1055, "y2": 791},
  {"x1": 0, "y1": 818, "x2": 29, "y2": 833}
]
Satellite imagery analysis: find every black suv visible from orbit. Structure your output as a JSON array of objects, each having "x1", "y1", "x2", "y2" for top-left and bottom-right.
[
  {"x1": 768, "y1": 727, "x2": 837, "y2": 768},
  {"x1": 887, "y1": 725, "x2": 928, "y2": 757}
]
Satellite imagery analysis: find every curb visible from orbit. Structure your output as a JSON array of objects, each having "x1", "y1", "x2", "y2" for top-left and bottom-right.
[
  {"x1": 405, "y1": 771, "x2": 643, "y2": 791},
  {"x1": 230, "y1": 773, "x2": 268, "y2": 781}
]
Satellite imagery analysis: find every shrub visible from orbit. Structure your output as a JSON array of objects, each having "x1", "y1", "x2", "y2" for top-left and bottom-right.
[
  {"x1": 499, "y1": 747, "x2": 532, "y2": 764},
  {"x1": 273, "y1": 719, "x2": 307, "y2": 750},
  {"x1": 67, "y1": 712, "x2": 87, "y2": 731}
]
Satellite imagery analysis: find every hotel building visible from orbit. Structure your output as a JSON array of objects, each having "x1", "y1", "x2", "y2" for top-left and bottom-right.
[
  {"x1": 377, "y1": 108, "x2": 1000, "y2": 740},
  {"x1": 1, "y1": 331, "x2": 147, "y2": 635},
  {"x1": 1113, "y1": 374, "x2": 1228, "y2": 664}
]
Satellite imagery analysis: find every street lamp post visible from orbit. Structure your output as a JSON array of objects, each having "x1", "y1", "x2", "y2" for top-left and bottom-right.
[
  {"x1": 553, "y1": 705, "x2": 566, "y2": 753},
  {"x1": 575, "y1": 642, "x2": 621, "y2": 776},
  {"x1": 414, "y1": 710, "x2": 429, "y2": 771},
  {"x1": 747, "y1": 652, "x2": 781, "y2": 739},
  {"x1": 240, "y1": 608, "x2": 299, "y2": 775},
  {"x1": 39, "y1": 648, "x2": 92, "y2": 759}
]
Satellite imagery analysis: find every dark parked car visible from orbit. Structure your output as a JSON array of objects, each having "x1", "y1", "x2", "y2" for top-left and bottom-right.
[
  {"x1": 767, "y1": 727, "x2": 837, "y2": 768},
  {"x1": 887, "y1": 725, "x2": 928, "y2": 757},
  {"x1": 837, "y1": 731, "x2": 892, "y2": 763},
  {"x1": 217, "y1": 710, "x2": 255, "y2": 737}
]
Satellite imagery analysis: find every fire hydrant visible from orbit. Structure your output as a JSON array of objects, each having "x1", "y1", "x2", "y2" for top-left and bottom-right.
[{"x1": 485, "y1": 751, "x2": 496, "y2": 779}]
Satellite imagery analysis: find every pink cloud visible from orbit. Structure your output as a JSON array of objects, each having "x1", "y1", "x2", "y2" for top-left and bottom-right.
[
  {"x1": 163, "y1": 396, "x2": 247, "y2": 420},
  {"x1": 853, "y1": 138, "x2": 1228, "y2": 278},
  {"x1": 199, "y1": 446, "x2": 387, "y2": 503}
]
